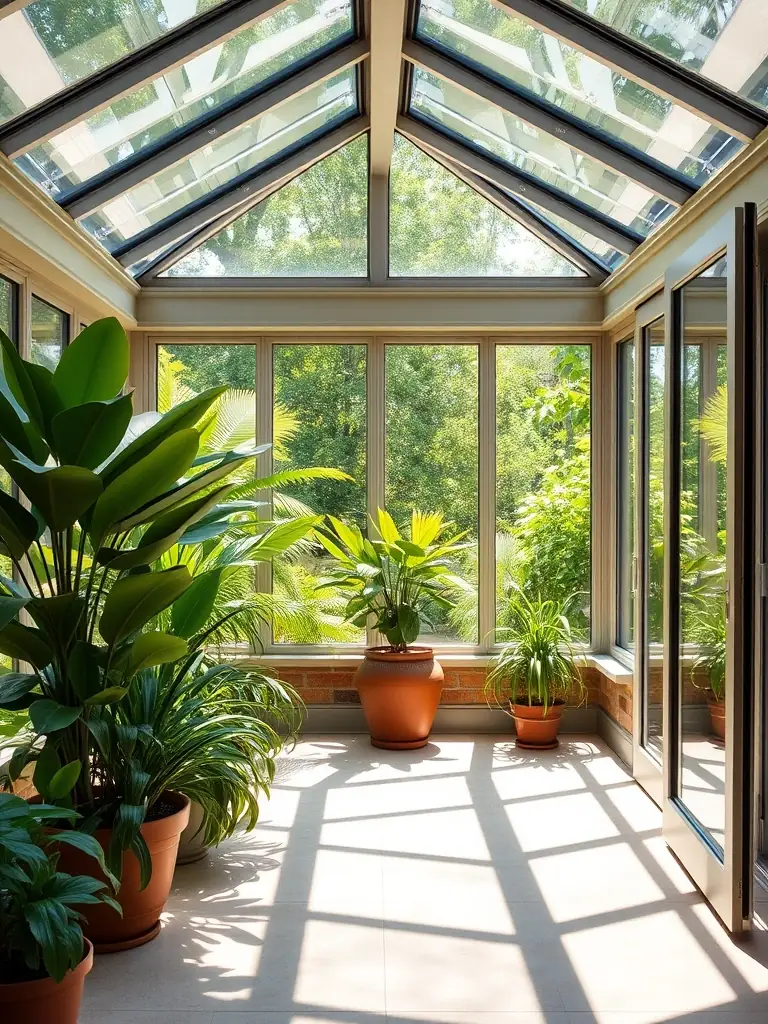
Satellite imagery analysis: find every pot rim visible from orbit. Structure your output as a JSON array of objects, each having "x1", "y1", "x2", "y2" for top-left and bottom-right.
[
  {"x1": 0, "y1": 939, "x2": 93, "y2": 1000},
  {"x1": 365, "y1": 645, "x2": 435, "y2": 662},
  {"x1": 40, "y1": 791, "x2": 191, "y2": 841}
]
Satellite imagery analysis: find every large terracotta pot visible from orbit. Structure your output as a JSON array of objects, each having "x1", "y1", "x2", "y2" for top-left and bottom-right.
[
  {"x1": 176, "y1": 799, "x2": 210, "y2": 865},
  {"x1": 354, "y1": 646, "x2": 443, "y2": 750},
  {"x1": 511, "y1": 701, "x2": 565, "y2": 750},
  {"x1": 708, "y1": 696, "x2": 726, "y2": 740},
  {"x1": 0, "y1": 939, "x2": 92, "y2": 1024},
  {"x1": 55, "y1": 791, "x2": 190, "y2": 954}
]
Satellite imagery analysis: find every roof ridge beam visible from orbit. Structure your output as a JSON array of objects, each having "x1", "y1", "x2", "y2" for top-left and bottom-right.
[
  {"x1": 398, "y1": 114, "x2": 641, "y2": 254},
  {"x1": 0, "y1": 0, "x2": 297, "y2": 158},
  {"x1": 369, "y1": 0, "x2": 408, "y2": 175},
  {"x1": 62, "y1": 40, "x2": 369, "y2": 221},
  {"x1": 113, "y1": 114, "x2": 369, "y2": 268},
  {"x1": 403, "y1": 38, "x2": 695, "y2": 207},
  {"x1": 489, "y1": 0, "x2": 768, "y2": 141}
]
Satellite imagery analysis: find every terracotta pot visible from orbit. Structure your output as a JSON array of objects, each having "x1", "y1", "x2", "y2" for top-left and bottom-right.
[
  {"x1": 708, "y1": 697, "x2": 726, "y2": 740},
  {"x1": 354, "y1": 646, "x2": 443, "y2": 750},
  {"x1": 55, "y1": 791, "x2": 190, "y2": 954},
  {"x1": 511, "y1": 701, "x2": 565, "y2": 750},
  {"x1": 0, "y1": 939, "x2": 92, "y2": 1024},
  {"x1": 176, "y1": 799, "x2": 210, "y2": 865}
]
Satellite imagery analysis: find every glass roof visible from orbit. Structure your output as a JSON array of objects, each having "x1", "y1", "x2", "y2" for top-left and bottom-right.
[
  {"x1": 15, "y1": 0, "x2": 354, "y2": 199},
  {"x1": 79, "y1": 69, "x2": 358, "y2": 250},
  {"x1": 515, "y1": 196, "x2": 626, "y2": 271},
  {"x1": 559, "y1": 0, "x2": 768, "y2": 110},
  {"x1": 0, "y1": 0, "x2": 228, "y2": 123},
  {"x1": 416, "y1": 0, "x2": 743, "y2": 187}
]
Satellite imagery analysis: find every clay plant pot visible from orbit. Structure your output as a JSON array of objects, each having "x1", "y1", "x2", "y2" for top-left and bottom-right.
[
  {"x1": 0, "y1": 939, "x2": 93, "y2": 1024},
  {"x1": 354, "y1": 646, "x2": 443, "y2": 750},
  {"x1": 511, "y1": 701, "x2": 565, "y2": 750},
  {"x1": 55, "y1": 791, "x2": 190, "y2": 954},
  {"x1": 707, "y1": 696, "x2": 726, "y2": 741},
  {"x1": 176, "y1": 799, "x2": 210, "y2": 865}
]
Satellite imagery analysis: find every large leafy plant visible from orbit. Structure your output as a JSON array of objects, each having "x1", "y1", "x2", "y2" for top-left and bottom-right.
[
  {"x1": 0, "y1": 793, "x2": 118, "y2": 983},
  {"x1": 316, "y1": 509, "x2": 471, "y2": 651},
  {"x1": 0, "y1": 318, "x2": 260, "y2": 873},
  {"x1": 486, "y1": 588, "x2": 584, "y2": 715}
]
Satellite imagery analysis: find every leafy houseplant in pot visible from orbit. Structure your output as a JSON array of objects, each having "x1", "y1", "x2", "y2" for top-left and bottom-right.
[
  {"x1": 690, "y1": 602, "x2": 727, "y2": 741},
  {"x1": 0, "y1": 793, "x2": 118, "y2": 1023},
  {"x1": 0, "y1": 317, "x2": 260, "y2": 950},
  {"x1": 317, "y1": 510, "x2": 470, "y2": 750},
  {"x1": 486, "y1": 589, "x2": 584, "y2": 750}
]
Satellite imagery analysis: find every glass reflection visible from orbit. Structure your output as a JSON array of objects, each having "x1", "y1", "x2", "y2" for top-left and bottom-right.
[{"x1": 677, "y1": 257, "x2": 728, "y2": 849}]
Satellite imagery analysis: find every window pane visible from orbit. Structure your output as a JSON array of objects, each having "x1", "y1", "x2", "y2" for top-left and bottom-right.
[
  {"x1": 389, "y1": 134, "x2": 582, "y2": 277},
  {"x1": 0, "y1": 0, "x2": 228, "y2": 124},
  {"x1": 30, "y1": 295, "x2": 68, "y2": 369},
  {"x1": 385, "y1": 344, "x2": 478, "y2": 644},
  {"x1": 617, "y1": 338, "x2": 635, "y2": 649},
  {"x1": 410, "y1": 67, "x2": 674, "y2": 237},
  {"x1": 560, "y1": 0, "x2": 768, "y2": 112},
  {"x1": 520, "y1": 198, "x2": 627, "y2": 271},
  {"x1": 80, "y1": 69, "x2": 358, "y2": 249},
  {"x1": 16, "y1": 1, "x2": 354, "y2": 198},
  {"x1": 0, "y1": 275, "x2": 17, "y2": 342},
  {"x1": 273, "y1": 343, "x2": 366, "y2": 644},
  {"x1": 164, "y1": 136, "x2": 368, "y2": 277},
  {"x1": 496, "y1": 345, "x2": 591, "y2": 637},
  {"x1": 417, "y1": 0, "x2": 742, "y2": 185}
]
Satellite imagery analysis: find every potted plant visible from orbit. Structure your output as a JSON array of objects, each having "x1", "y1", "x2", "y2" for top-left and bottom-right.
[
  {"x1": 690, "y1": 602, "x2": 727, "y2": 741},
  {"x1": 486, "y1": 589, "x2": 584, "y2": 749},
  {"x1": 317, "y1": 509, "x2": 470, "y2": 749},
  {"x1": 0, "y1": 317, "x2": 261, "y2": 949},
  {"x1": 0, "y1": 792, "x2": 118, "y2": 1022}
]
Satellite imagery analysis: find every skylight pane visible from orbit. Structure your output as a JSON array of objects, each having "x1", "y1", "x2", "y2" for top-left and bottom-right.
[
  {"x1": 559, "y1": 0, "x2": 768, "y2": 111},
  {"x1": 517, "y1": 197, "x2": 626, "y2": 271},
  {"x1": 79, "y1": 68, "x2": 357, "y2": 250},
  {"x1": 0, "y1": 0, "x2": 228, "y2": 124},
  {"x1": 15, "y1": 0, "x2": 354, "y2": 199},
  {"x1": 416, "y1": 0, "x2": 743, "y2": 185},
  {"x1": 163, "y1": 135, "x2": 368, "y2": 277},
  {"x1": 390, "y1": 134, "x2": 582, "y2": 276},
  {"x1": 410, "y1": 67, "x2": 674, "y2": 237}
]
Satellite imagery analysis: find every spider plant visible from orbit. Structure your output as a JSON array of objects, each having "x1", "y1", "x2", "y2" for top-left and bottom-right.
[
  {"x1": 486, "y1": 587, "x2": 583, "y2": 715},
  {"x1": 690, "y1": 601, "x2": 726, "y2": 702}
]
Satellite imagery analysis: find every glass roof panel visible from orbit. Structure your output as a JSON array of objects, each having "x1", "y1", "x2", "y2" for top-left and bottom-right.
[
  {"x1": 517, "y1": 196, "x2": 626, "y2": 271},
  {"x1": 410, "y1": 67, "x2": 674, "y2": 237},
  {"x1": 79, "y1": 68, "x2": 358, "y2": 250},
  {"x1": 416, "y1": 0, "x2": 743, "y2": 186},
  {"x1": 0, "y1": 0, "x2": 228, "y2": 124},
  {"x1": 162, "y1": 134, "x2": 368, "y2": 277},
  {"x1": 559, "y1": 0, "x2": 768, "y2": 111},
  {"x1": 14, "y1": 0, "x2": 355, "y2": 200},
  {"x1": 390, "y1": 134, "x2": 583, "y2": 276}
]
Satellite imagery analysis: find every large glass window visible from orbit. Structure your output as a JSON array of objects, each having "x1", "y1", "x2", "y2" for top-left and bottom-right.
[
  {"x1": 385, "y1": 344, "x2": 478, "y2": 644},
  {"x1": 273, "y1": 343, "x2": 367, "y2": 644},
  {"x1": 617, "y1": 338, "x2": 635, "y2": 650},
  {"x1": 16, "y1": 1, "x2": 354, "y2": 198},
  {"x1": 164, "y1": 136, "x2": 369, "y2": 277},
  {"x1": 80, "y1": 69, "x2": 358, "y2": 250},
  {"x1": 30, "y1": 295, "x2": 68, "y2": 369},
  {"x1": 496, "y1": 344, "x2": 592, "y2": 638}
]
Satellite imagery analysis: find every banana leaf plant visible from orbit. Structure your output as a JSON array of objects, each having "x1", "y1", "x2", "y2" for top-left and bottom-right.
[{"x1": 0, "y1": 318, "x2": 261, "y2": 878}]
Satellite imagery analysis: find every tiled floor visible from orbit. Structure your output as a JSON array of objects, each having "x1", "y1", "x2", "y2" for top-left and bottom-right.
[{"x1": 82, "y1": 735, "x2": 768, "y2": 1024}]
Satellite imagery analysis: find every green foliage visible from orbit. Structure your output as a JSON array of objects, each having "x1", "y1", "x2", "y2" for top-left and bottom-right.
[
  {"x1": 317, "y1": 509, "x2": 472, "y2": 651},
  {"x1": 0, "y1": 793, "x2": 118, "y2": 984},
  {"x1": 486, "y1": 588, "x2": 584, "y2": 714}
]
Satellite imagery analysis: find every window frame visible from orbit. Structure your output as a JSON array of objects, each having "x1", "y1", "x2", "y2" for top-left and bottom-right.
[{"x1": 616, "y1": 334, "x2": 636, "y2": 653}]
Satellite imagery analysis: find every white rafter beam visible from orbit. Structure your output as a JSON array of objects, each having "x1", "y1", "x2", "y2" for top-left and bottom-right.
[{"x1": 368, "y1": 0, "x2": 408, "y2": 175}]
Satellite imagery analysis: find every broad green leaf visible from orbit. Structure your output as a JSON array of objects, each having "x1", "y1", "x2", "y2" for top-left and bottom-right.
[
  {"x1": 48, "y1": 759, "x2": 82, "y2": 799},
  {"x1": 27, "y1": 594, "x2": 86, "y2": 650},
  {"x1": 0, "y1": 388, "x2": 48, "y2": 463},
  {"x1": 68, "y1": 641, "x2": 103, "y2": 701},
  {"x1": 50, "y1": 831, "x2": 119, "y2": 892},
  {"x1": 169, "y1": 568, "x2": 225, "y2": 639},
  {"x1": 11, "y1": 462, "x2": 102, "y2": 532},
  {"x1": 0, "y1": 488, "x2": 40, "y2": 560},
  {"x1": 84, "y1": 686, "x2": 129, "y2": 706},
  {"x1": 0, "y1": 671, "x2": 39, "y2": 709},
  {"x1": 89, "y1": 428, "x2": 200, "y2": 545},
  {"x1": 0, "y1": 328, "x2": 44, "y2": 430},
  {"x1": 376, "y1": 508, "x2": 400, "y2": 544},
  {"x1": 29, "y1": 699, "x2": 82, "y2": 734},
  {"x1": 125, "y1": 632, "x2": 187, "y2": 675},
  {"x1": 99, "y1": 566, "x2": 192, "y2": 645},
  {"x1": 51, "y1": 393, "x2": 133, "y2": 469},
  {"x1": 0, "y1": 621, "x2": 52, "y2": 668},
  {"x1": 25, "y1": 363, "x2": 64, "y2": 436},
  {"x1": 33, "y1": 742, "x2": 61, "y2": 797},
  {"x1": 0, "y1": 594, "x2": 28, "y2": 631},
  {"x1": 397, "y1": 604, "x2": 420, "y2": 645},
  {"x1": 328, "y1": 515, "x2": 365, "y2": 558},
  {"x1": 52, "y1": 317, "x2": 130, "y2": 408}
]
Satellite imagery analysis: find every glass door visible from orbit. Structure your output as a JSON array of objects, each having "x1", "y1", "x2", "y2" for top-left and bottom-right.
[{"x1": 661, "y1": 205, "x2": 758, "y2": 934}]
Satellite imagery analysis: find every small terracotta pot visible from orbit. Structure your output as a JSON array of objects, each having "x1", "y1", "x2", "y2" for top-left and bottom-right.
[
  {"x1": 708, "y1": 697, "x2": 726, "y2": 740},
  {"x1": 176, "y1": 799, "x2": 210, "y2": 865},
  {"x1": 354, "y1": 646, "x2": 443, "y2": 750},
  {"x1": 511, "y1": 701, "x2": 565, "y2": 750},
  {"x1": 0, "y1": 939, "x2": 93, "y2": 1024},
  {"x1": 55, "y1": 791, "x2": 190, "y2": 953}
]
